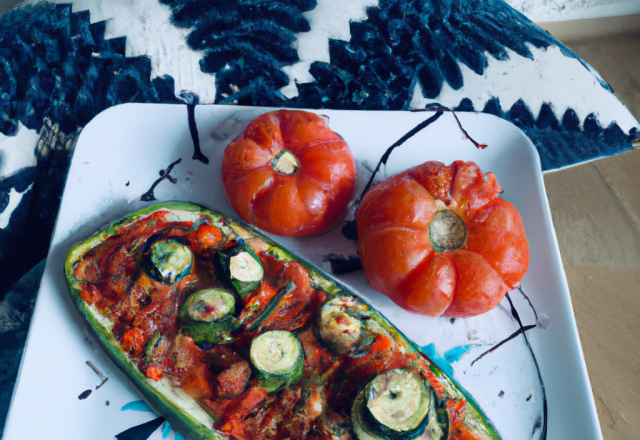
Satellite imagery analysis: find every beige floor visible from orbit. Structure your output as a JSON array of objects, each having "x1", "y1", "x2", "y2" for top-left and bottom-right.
[{"x1": 541, "y1": 24, "x2": 640, "y2": 440}]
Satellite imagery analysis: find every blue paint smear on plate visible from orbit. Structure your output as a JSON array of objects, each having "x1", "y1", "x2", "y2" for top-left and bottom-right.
[
  {"x1": 121, "y1": 400, "x2": 157, "y2": 414},
  {"x1": 162, "y1": 421, "x2": 172, "y2": 438},
  {"x1": 174, "y1": 432, "x2": 186, "y2": 440},
  {"x1": 420, "y1": 343, "x2": 474, "y2": 377}
]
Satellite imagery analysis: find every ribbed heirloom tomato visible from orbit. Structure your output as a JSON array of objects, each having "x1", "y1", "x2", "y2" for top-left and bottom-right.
[
  {"x1": 356, "y1": 160, "x2": 529, "y2": 318},
  {"x1": 223, "y1": 110, "x2": 356, "y2": 236}
]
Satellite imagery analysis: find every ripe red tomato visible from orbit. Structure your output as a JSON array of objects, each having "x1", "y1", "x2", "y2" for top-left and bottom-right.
[
  {"x1": 356, "y1": 160, "x2": 529, "y2": 318},
  {"x1": 222, "y1": 110, "x2": 356, "y2": 236}
]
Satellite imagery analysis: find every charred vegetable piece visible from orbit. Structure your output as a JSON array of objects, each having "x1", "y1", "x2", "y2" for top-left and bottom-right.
[
  {"x1": 151, "y1": 239, "x2": 193, "y2": 283},
  {"x1": 220, "y1": 243, "x2": 264, "y2": 298},
  {"x1": 317, "y1": 296, "x2": 363, "y2": 354},
  {"x1": 249, "y1": 330, "x2": 304, "y2": 392},
  {"x1": 244, "y1": 281, "x2": 296, "y2": 332}
]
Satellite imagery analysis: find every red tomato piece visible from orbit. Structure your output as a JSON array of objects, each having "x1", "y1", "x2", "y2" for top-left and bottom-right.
[
  {"x1": 216, "y1": 361, "x2": 251, "y2": 399},
  {"x1": 119, "y1": 328, "x2": 144, "y2": 355},
  {"x1": 196, "y1": 224, "x2": 222, "y2": 247},
  {"x1": 222, "y1": 110, "x2": 356, "y2": 236},
  {"x1": 145, "y1": 364, "x2": 163, "y2": 381},
  {"x1": 356, "y1": 160, "x2": 529, "y2": 318}
]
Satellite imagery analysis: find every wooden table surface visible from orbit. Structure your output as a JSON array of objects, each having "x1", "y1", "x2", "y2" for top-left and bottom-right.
[{"x1": 541, "y1": 28, "x2": 640, "y2": 439}]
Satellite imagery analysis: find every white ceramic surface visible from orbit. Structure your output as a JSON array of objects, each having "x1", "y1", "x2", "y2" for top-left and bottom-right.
[{"x1": 3, "y1": 104, "x2": 601, "y2": 440}]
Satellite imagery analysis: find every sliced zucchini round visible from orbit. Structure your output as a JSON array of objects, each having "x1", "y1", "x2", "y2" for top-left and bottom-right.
[
  {"x1": 352, "y1": 369, "x2": 432, "y2": 440},
  {"x1": 219, "y1": 243, "x2": 264, "y2": 299},
  {"x1": 180, "y1": 317, "x2": 239, "y2": 345},
  {"x1": 428, "y1": 209, "x2": 466, "y2": 253},
  {"x1": 317, "y1": 297, "x2": 362, "y2": 355},
  {"x1": 151, "y1": 239, "x2": 193, "y2": 283},
  {"x1": 179, "y1": 288, "x2": 239, "y2": 345},
  {"x1": 180, "y1": 288, "x2": 236, "y2": 323},
  {"x1": 249, "y1": 330, "x2": 304, "y2": 392}
]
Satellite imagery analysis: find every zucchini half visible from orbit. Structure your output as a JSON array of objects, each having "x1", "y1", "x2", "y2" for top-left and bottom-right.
[{"x1": 65, "y1": 201, "x2": 501, "y2": 440}]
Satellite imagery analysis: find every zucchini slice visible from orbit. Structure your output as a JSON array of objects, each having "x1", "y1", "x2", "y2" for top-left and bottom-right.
[
  {"x1": 151, "y1": 238, "x2": 193, "y2": 283},
  {"x1": 219, "y1": 242, "x2": 264, "y2": 298},
  {"x1": 365, "y1": 369, "x2": 430, "y2": 435},
  {"x1": 181, "y1": 288, "x2": 236, "y2": 323},
  {"x1": 352, "y1": 369, "x2": 433, "y2": 440},
  {"x1": 317, "y1": 296, "x2": 363, "y2": 354},
  {"x1": 249, "y1": 330, "x2": 304, "y2": 392},
  {"x1": 64, "y1": 201, "x2": 501, "y2": 440},
  {"x1": 178, "y1": 288, "x2": 239, "y2": 344}
]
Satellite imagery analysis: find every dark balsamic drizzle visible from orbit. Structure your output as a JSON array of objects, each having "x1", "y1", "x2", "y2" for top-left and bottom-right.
[
  {"x1": 78, "y1": 389, "x2": 92, "y2": 400},
  {"x1": 86, "y1": 360, "x2": 109, "y2": 389},
  {"x1": 187, "y1": 104, "x2": 209, "y2": 164},
  {"x1": 115, "y1": 416, "x2": 165, "y2": 440},
  {"x1": 341, "y1": 220, "x2": 358, "y2": 241},
  {"x1": 140, "y1": 158, "x2": 182, "y2": 202},
  {"x1": 323, "y1": 254, "x2": 363, "y2": 275},
  {"x1": 470, "y1": 324, "x2": 536, "y2": 366},
  {"x1": 356, "y1": 111, "x2": 444, "y2": 209},
  {"x1": 518, "y1": 286, "x2": 539, "y2": 323},
  {"x1": 451, "y1": 112, "x2": 487, "y2": 150},
  {"x1": 505, "y1": 293, "x2": 548, "y2": 440}
]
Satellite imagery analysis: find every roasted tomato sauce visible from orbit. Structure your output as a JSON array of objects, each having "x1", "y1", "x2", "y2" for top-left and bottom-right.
[{"x1": 72, "y1": 210, "x2": 467, "y2": 440}]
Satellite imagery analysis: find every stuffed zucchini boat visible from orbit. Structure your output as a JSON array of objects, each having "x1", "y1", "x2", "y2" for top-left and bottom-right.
[{"x1": 65, "y1": 201, "x2": 501, "y2": 440}]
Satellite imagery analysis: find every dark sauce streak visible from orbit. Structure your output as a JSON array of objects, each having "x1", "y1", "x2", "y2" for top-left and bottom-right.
[
  {"x1": 78, "y1": 389, "x2": 92, "y2": 400},
  {"x1": 356, "y1": 111, "x2": 444, "y2": 209},
  {"x1": 451, "y1": 111, "x2": 488, "y2": 149},
  {"x1": 187, "y1": 104, "x2": 209, "y2": 164},
  {"x1": 341, "y1": 220, "x2": 358, "y2": 241},
  {"x1": 505, "y1": 293, "x2": 548, "y2": 440},
  {"x1": 323, "y1": 254, "x2": 363, "y2": 275},
  {"x1": 470, "y1": 324, "x2": 536, "y2": 366},
  {"x1": 140, "y1": 158, "x2": 182, "y2": 202},
  {"x1": 411, "y1": 108, "x2": 487, "y2": 150},
  {"x1": 96, "y1": 377, "x2": 109, "y2": 389},
  {"x1": 518, "y1": 286, "x2": 539, "y2": 323},
  {"x1": 85, "y1": 360, "x2": 109, "y2": 389},
  {"x1": 115, "y1": 416, "x2": 165, "y2": 440}
]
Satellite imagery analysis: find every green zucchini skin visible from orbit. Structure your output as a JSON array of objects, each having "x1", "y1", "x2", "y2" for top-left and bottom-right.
[
  {"x1": 65, "y1": 201, "x2": 502, "y2": 440},
  {"x1": 249, "y1": 330, "x2": 304, "y2": 392}
]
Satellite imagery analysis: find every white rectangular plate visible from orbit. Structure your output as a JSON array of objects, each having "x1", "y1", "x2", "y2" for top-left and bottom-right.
[{"x1": 3, "y1": 104, "x2": 602, "y2": 440}]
